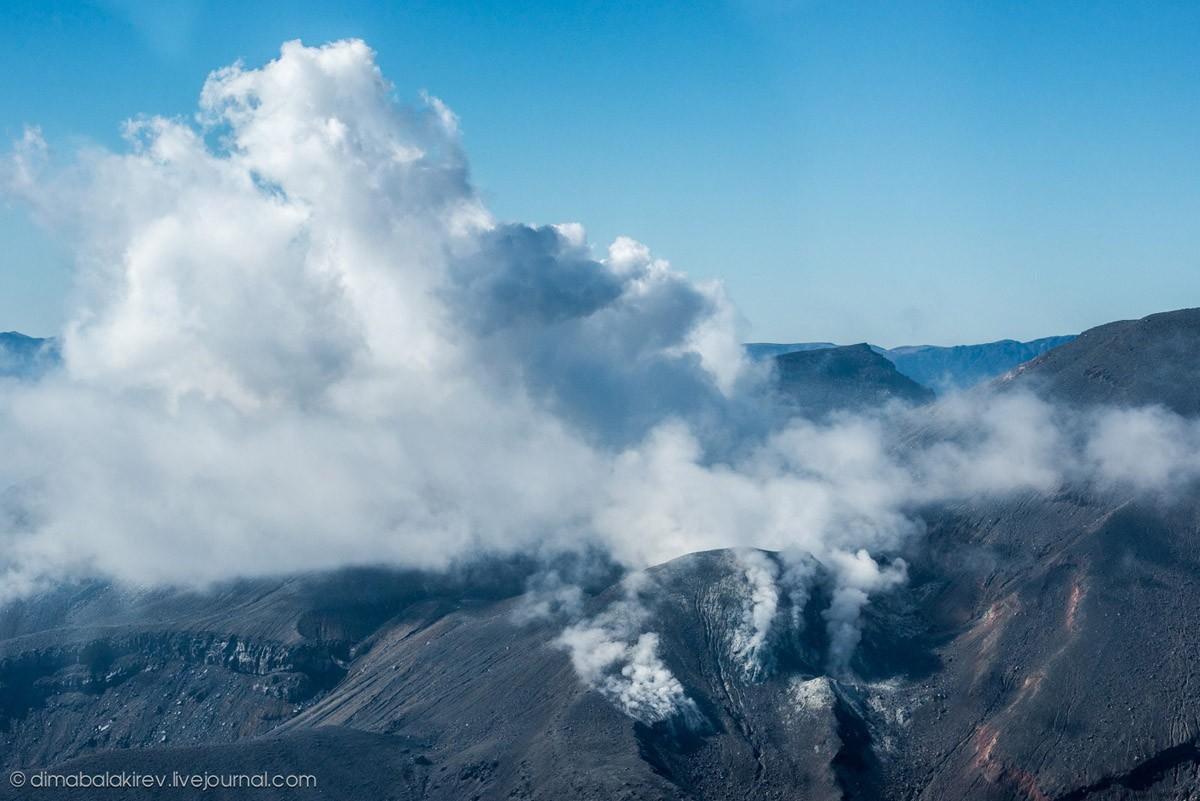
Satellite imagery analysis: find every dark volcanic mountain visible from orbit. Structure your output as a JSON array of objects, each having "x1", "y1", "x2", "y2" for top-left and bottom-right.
[
  {"x1": 3, "y1": 309, "x2": 1200, "y2": 801},
  {"x1": 773, "y1": 343, "x2": 935, "y2": 415},
  {"x1": 0, "y1": 553, "x2": 901, "y2": 801},
  {"x1": 749, "y1": 335, "x2": 1075, "y2": 392},
  {"x1": 1001, "y1": 308, "x2": 1200, "y2": 414}
]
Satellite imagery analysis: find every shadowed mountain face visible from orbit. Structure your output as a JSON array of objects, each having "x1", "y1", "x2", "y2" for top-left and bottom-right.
[
  {"x1": 1000, "y1": 308, "x2": 1200, "y2": 414},
  {"x1": 887, "y1": 336, "x2": 1075, "y2": 392},
  {"x1": 749, "y1": 335, "x2": 1076, "y2": 392},
  {"x1": 773, "y1": 343, "x2": 935, "y2": 415},
  {"x1": 2, "y1": 310, "x2": 1200, "y2": 801}
]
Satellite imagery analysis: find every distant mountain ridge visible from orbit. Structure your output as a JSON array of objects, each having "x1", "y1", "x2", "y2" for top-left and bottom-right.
[
  {"x1": 0, "y1": 332, "x2": 60, "y2": 379},
  {"x1": 773, "y1": 343, "x2": 934, "y2": 415},
  {"x1": 743, "y1": 341, "x2": 838, "y2": 360},
  {"x1": 747, "y1": 335, "x2": 1076, "y2": 392}
]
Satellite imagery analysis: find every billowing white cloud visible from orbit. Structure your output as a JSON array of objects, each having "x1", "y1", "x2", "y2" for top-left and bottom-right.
[
  {"x1": 0, "y1": 40, "x2": 749, "y2": 597},
  {"x1": 1083, "y1": 405, "x2": 1200, "y2": 494}
]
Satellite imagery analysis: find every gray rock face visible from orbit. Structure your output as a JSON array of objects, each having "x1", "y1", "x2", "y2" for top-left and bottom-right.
[{"x1": 904, "y1": 496, "x2": 1200, "y2": 801}]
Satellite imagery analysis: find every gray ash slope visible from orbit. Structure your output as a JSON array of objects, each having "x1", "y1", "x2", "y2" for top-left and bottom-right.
[
  {"x1": 999, "y1": 308, "x2": 1200, "y2": 414},
  {"x1": 0, "y1": 552, "x2": 889, "y2": 801},
  {"x1": 4, "y1": 309, "x2": 1200, "y2": 801},
  {"x1": 891, "y1": 308, "x2": 1200, "y2": 800}
]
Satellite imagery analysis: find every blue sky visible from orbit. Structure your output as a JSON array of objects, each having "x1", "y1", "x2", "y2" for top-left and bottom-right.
[{"x1": 1, "y1": 0, "x2": 1197, "y2": 346}]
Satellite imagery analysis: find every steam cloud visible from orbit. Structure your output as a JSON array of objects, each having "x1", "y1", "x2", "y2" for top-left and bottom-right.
[
  {"x1": 2, "y1": 40, "x2": 1199, "y2": 708},
  {"x1": 730, "y1": 549, "x2": 781, "y2": 678},
  {"x1": 556, "y1": 575, "x2": 704, "y2": 727}
]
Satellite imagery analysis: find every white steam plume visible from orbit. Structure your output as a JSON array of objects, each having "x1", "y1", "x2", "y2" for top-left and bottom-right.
[
  {"x1": 556, "y1": 577, "x2": 703, "y2": 727},
  {"x1": 823, "y1": 549, "x2": 908, "y2": 676},
  {"x1": 730, "y1": 549, "x2": 780, "y2": 678},
  {"x1": 780, "y1": 551, "x2": 818, "y2": 634}
]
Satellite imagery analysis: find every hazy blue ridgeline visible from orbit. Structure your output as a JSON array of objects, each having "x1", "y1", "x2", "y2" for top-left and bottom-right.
[
  {"x1": 746, "y1": 335, "x2": 1076, "y2": 392},
  {"x1": 0, "y1": 332, "x2": 60, "y2": 379}
]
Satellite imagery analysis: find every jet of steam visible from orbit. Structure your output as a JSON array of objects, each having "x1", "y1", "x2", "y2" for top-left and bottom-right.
[
  {"x1": 556, "y1": 576, "x2": 704, "y2": 727},
  {"x1": 730, "y1": 549, "x2": 781, "y2": 678}
]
